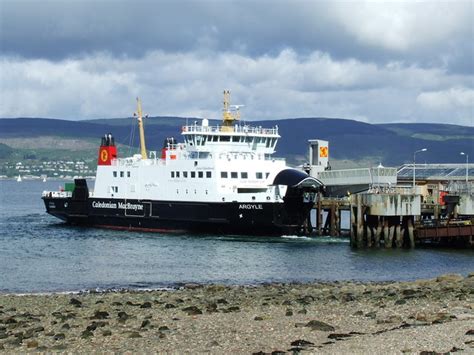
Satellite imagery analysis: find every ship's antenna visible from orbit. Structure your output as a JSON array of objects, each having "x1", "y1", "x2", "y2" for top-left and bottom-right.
[{"x1": 134, "y1": 97, "x2": 148, "y2": 159}]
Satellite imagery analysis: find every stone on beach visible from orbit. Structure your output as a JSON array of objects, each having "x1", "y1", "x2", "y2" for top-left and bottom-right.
[
  {"x1": 69, "y1": 298, "x2": 82, "y2": 307},
  {"x1": 304, "y1": 320, "x2": 336, "y2": 331},
  {"x1": 91, "y1": 310, "x2": 109, "y2": 319},
  {"x1": 182, "y1": 306, "x2": 202, "y2": 315},
  {"x1": 0, "y1": 274, "x2": 472, "y2": 353}
]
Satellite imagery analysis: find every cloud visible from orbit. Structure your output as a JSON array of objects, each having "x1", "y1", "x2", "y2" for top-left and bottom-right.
[
  {"x1": 0, "y1": 1, "x2": 472, "y2": 125},
  {"x1": 417, "y1": 87, "x2": 474, "y2": 110},
  {"x1": 329, "y1": 1, "x2": 471, "y2": 51},
  {"x1": 1, "y1": 1, "x2": 472, "y2": 72},
  {"x1": 1, "y1": 49, "x2": 472, "y2": 125}
]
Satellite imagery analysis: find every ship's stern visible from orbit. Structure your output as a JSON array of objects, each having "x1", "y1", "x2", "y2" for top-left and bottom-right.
[{"x1": 42, "y1": 179, "x2": 90, "y2": 224}]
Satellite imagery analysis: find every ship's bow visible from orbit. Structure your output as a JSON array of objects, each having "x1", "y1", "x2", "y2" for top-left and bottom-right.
[{"x1": 272, "y1": 169, "x2": 324, "y2": 234}]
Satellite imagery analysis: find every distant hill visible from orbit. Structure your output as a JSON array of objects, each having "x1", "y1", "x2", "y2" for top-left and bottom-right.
[
  {"x1": 0, "y1": 143, "x2": 14, "y2": 159},
  {"x1": 0, "y1": 117, "x2": 472, "y2": 167}
]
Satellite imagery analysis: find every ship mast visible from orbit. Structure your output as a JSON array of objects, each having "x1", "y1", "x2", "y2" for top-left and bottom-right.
[
  {"x1": 135, "y1": 97, "x2": 147, "y2": 160},
  {"x1": 222, "y1": 90, "x2": 240, "y2": 132}
]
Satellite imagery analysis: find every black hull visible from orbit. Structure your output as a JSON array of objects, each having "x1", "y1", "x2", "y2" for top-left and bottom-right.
[{"x1": 43, "y1": 197, "x2": 313, "y2": 236}]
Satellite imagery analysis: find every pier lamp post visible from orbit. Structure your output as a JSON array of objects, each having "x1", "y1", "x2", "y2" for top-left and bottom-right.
[
  {"x1": 460, "y1": 152, "x2": 469, "y2": 183},
  {"x1": 413, "y1": 148, "x2": 427, "y2": 191}
]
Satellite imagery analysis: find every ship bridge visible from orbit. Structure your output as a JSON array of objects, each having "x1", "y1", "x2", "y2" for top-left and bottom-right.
[
  {"x1": 181, "y1": 121, "x2": 280, "y2": 155},
  {"x1": 180, "y1": 90, "x2": 280, "y2": 155}
]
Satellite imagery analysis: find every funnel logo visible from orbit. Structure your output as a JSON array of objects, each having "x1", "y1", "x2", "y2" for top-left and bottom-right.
[
  {"x1": 320, "y1": 146, "x2": 328, "y2": 158},
  {"x1": 100, "y1": 149, "x2": 109, "y2": 162}
]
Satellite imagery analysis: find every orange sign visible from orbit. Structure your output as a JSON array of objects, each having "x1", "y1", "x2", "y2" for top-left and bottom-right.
[
  {"x1": 100, "y1": 149, "x2": 109, "y2": 162},
  {"x1": 320, "y1": 146, "x2": 328, "y2": 158}
]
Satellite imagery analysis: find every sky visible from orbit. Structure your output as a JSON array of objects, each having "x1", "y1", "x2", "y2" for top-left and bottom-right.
[{"x1": 0, "y1": 0, "x2": 473, "y2": 125}]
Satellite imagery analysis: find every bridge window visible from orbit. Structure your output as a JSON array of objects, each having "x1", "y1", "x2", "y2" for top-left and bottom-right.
[
  {"x1": 231, "y1": 172, "x2": 238, "y2": 179},
  {"x1": 191, "y1": 171, "x2": 196, "y2": 178},
  {"x1": 183, "y1": 171, "x2": 188, "y2": 178},
  {"x1": 232, "y1": 136, "x2": 240, "y2": 142},
  {"x1": 113, "y1": 171, "x2": 117, "y2": 177},
  {"x1": 221, "y1": 172, "x2": 228, "y2": 178},
  {"x1": 120, "y1": 171, "x2": 124, "y2": 177},
  {"x1": 176, "y1": 171, "x2": 180, "y2": 178},
  {"x1": 256, "y1": 172, "x2": 263, "y2": 179},
  {"x1": 212, "y1": 136, "x2": 219, "y2": 142},
  {"x1": 220, "y1": 136, "x2": 230, "y2": 142},
  {"x1": 206, "y1": 171, "x2": 212, "y2": 178},
  {"x1": 241, "y1": 172, "x2": 248, "y2": 179},
  {"x1": 171, "y1": 171, "x2": 175, "y2": 178},
  {"x1": 127, "y1": 171, "x2": 131, "y2": 178},
  {"x1": 198, "y1": 171, "x2": 203, "y2": 178}
]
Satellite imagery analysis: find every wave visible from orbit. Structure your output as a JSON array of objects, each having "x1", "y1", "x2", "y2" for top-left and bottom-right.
[{"x1": 280, "y1": 235, "x2": 312, "y2": 240}]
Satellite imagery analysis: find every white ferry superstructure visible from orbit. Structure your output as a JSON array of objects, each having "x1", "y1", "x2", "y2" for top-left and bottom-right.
[{"x1": 42, "y1": 91, "x2": 323, "y2": 235}]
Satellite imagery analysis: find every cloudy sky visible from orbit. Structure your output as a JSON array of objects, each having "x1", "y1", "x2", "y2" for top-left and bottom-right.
[{"x1": 1, "y1": 0, "x2": 473, "y2": 125}]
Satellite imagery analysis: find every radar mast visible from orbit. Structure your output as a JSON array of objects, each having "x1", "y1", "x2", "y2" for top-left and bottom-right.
[{"x1": 221, "y1": 90, "x2": 241, "y2": 132}]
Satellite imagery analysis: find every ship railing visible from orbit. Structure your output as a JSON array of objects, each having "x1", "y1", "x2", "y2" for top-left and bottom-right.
[
  {"x1": 42, "y1": 191, "x2": 72, "y2": 198},
  {"x1": 112, "y1": 154, "x2": 167, "y2": 166},
  {"x1": 182, "y1": 124, "x2": 279, "y2": 135}
]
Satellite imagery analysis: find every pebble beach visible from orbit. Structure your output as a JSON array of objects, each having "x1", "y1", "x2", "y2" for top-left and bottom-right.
[{"x1": 0, "y1": 273, "x2": 473, "y2": 354}]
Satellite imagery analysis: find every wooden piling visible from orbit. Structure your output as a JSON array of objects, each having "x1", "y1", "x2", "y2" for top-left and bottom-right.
[
  {"x1": 383, "y1": 219, "x2": 390, "y2": 248},
  {"x1": 367, "y1": 225, "x2": 373, "y2": 247},
  {"x1": 350, "y1": 203, "x2": 356, "y2": 247},
  {"x1": 330, "y1": 204, "x2": 336, "y2": 237},
  {"x1": 407, "y1": 218, "x2": 415, "y2": 248},
  {"x1": 388, "y1": 226, "x2": 395, "y2": 248},
  {"x1": 356, "y1": 195, "x2": 364, "y2": 248},
  {"x1": 317, "y1": 193, "x2": 323, "y2": 236},
  {"x1": 375, "y1": 217, "x2": 382, "y2": 247},
  {"x1": 395, "y1": 218, "x2": 402, "y2": 248}
]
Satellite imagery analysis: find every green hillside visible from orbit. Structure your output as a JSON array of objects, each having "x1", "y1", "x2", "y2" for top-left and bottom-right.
[{"x1": 0, "y1": 117, "x2": 472, "y2": 174}]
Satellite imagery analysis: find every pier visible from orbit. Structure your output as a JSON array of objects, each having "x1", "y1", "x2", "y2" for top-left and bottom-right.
[
  {"x1": 309, "y1": 191, "x2": 473, "y2": 248},
  {"x1": 305, "y1": 140, "x2": 473, "y2": 248}
]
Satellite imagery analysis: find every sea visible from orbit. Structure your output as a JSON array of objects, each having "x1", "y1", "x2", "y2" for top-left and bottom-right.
[{"x1": 0, "y1": 180, "x2": 472, "y2": 294}]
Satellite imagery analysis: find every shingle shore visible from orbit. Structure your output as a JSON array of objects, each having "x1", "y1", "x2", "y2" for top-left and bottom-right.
[{"x1": 0, "y1": 273, "x2": 473, "y2": 353}]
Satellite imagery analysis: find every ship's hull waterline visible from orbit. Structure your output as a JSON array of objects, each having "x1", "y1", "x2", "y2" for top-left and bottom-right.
[{"x1": 43, "y1": 196, "x2": 314, "y2": 235}]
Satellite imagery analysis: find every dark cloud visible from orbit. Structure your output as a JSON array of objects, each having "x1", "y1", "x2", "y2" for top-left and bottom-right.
[
  {"x1": 0, "y1": 0, "x2": 472, "y2": 124},
  {"x1": 1, "y1": 1, "x2": 472, "y2": 73}
]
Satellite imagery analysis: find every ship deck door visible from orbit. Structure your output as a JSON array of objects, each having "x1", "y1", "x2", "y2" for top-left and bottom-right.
[{"x1": 123, "y1": 199, "x2": 150, "y2": 218}]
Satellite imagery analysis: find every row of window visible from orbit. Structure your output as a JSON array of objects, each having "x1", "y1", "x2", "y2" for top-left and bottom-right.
[
  {"x1": 113, "y1": 171, "x2": 131, "y2": 178},
  {"x1": 171, "y1": 171, "x2": 212, "y2": 179},
  {"x1": 185, "y1": 135, "x2": 277, "y2": 148},
  {"x1": 170, "y1": 171, "x2": 270, "y2": 179},
  {"x1": 220, "y1": 172, "x2": 270, "y2": 179}
]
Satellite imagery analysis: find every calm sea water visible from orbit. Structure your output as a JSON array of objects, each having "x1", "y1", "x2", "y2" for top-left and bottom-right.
[{"x1": 0, "y1": 180, "x2": 472, "y2": 293}]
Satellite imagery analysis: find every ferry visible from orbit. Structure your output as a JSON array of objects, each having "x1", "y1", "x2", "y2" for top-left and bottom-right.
[{"x1": 42, "y1": 92, "x2": 323, "y2": 235}]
